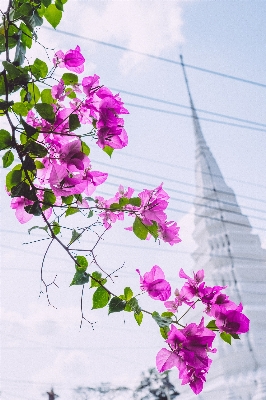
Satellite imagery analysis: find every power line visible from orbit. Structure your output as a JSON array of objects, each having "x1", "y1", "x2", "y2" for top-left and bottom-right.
[
  {"x1": 2, "y1": 232, "x2": 266, "y2": 265},
  {"x1": 126, "y1": 102, "x2": 266, "y2": 133},
  {"x1": 103, "y1": 177, "x2": 266, "y2": 222},
  {"x1": 105, "y1": 172, "x2": 266, "y2": 217},
  {"x1": 96, "y1": 161, "x2": 266, "y2": 210},
  {"x1": 102, "y1": 179, "x2": 266, "y2": 231},
  {"x1": 110, "y1": 88, "x2": 266, "y2": 128},
  {"x1": 112, "y1": 150, "x2": 266, "y2": 190},
  {"x1": 9, "y1": 155, "x2": 266, "y2": 209},
  {"x1": 43, "y1": 27, "x2": 266, "y2": 88}
]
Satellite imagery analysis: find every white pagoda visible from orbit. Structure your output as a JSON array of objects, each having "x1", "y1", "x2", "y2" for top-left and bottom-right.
[{"x1": 180, "y1": 57, "x2": 266, "y2": 399}]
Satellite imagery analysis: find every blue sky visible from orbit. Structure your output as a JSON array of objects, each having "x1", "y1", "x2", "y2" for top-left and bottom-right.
[{"x1": 1, "y1": 1, "x2": 266, "y2": 399}]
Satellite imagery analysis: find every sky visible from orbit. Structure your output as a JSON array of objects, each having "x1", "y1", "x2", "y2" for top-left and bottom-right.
[{"x1": 1, "y1": 1, "x2": 266, "y2": 399}]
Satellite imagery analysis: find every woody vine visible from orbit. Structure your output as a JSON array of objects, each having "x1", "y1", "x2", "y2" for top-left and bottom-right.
[{"x1": 0, "y1": 0, "x2": 249, "y2": 395}]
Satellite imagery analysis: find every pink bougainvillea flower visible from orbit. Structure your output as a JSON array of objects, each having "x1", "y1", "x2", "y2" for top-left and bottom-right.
[
  {"x1": 213, "y1": 304, "x2": 250, "y2": 334},
  {"x1": 11, "y1": 197, "x2": 34, "y2": 224},
  {"x1": 96, "y1": 126, "x2": 128, "y2": 149},
  {"x1": 164, "y1": 297, "x2": 181, "y2": 313},
  {"x1": 82, "y1": 74, "x2": 100, "y2": 96},
  {"x1": 52, "y1": 79, "x2": 65, "y2": 101},
  {"x1": 53, "y1": 46, "x2": 85, "y2": 74},
  {"x1": 179, "y1": 268, "x2": 205, "y2": 286},
  {"x1": 156, "y1": 319, "x2": 216, "y2": 395},
  {"x1": 158, "y1": 221, "x2": 181, "y2": 246},
  {"x1": 136, "y1": 265, "x2": 171, "y2": 301},
  {"x1": 84, "y1": 170, "x2": 108, "y2": 196},
  {"x1": 49, "y1": 164, "x2": 86, "y2": 197},
  {"x1": 178, "y1": 268, "x2": 205, "y2": 300},
  {"x1": 138, "y1": 183, "x2": 169, "y2": 225}
]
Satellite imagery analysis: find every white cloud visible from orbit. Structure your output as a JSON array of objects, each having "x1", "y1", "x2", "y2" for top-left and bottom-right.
[{"x1": 59, "y1": 0, "x2": 184, "y2": 74}]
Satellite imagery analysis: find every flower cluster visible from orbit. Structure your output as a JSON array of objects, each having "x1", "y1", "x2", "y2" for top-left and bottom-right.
[
  {"x1": 10, "y1": 46, "x2": 129, "y2": 223},
  {"x1": 9, "y1": 45, "x2": 181, "y2": 249},
  {"x1": 165, "y1": 268, "x2": 250, "y2": 335},
  {"x1": 137, "y1": 266, "x2": 250, "y2": 394},
  {"x1": 156, "y1": 319, "x2": 216, "y2": 394},
  {"x1": 96, "y1": 184, "x2": 181, "y2": 245}
]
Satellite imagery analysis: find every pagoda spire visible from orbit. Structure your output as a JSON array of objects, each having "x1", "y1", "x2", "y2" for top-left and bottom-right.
[
  {"x1": 179, "y1": 55, "x2": 266, "y2": 400},
  {"x1": 180, "y1": 54, "x2": 206, "y2": 149}
]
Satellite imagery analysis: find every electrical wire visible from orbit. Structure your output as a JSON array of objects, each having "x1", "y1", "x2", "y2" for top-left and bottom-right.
[
  {"x1": 126, "y1": 102, "x2": 266, "y2": 133},
  {"x1": 43, "y1": 27, "x2": 266, "y2": 88},
  {"x1": 110, "y1": 88, "x2": 266, "y2": 128}
]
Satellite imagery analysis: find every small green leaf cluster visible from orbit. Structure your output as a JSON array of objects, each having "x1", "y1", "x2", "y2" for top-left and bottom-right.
[
  {"x1": 206, "y1": 320, "x2": 240, "y2": 345},
  {"x1": 152, "y1": 311, "x2": 174, "y2": 339}
]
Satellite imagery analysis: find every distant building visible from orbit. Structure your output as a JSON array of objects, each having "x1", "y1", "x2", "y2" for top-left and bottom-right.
[{"x1": 180, "y1": 58, "x2": 266, "y2": 400}]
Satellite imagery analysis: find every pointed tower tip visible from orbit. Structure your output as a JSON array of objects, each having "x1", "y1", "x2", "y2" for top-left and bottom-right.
[{"x1": 180, "y1": 55, "x2": 207, "y2": 149}]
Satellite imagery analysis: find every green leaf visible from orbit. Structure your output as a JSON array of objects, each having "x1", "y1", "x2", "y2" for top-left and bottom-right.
[
  {"x1": 24, "y1": 154, "x2": 36, "y2": 171},
  {"x1": 14, "y1": 3, "x2": 33, "y2": 19},
  {"x1": 90, "y1": 271, "x2": 107, "y2": 288},
  {"x1": 24, "y1": 141, "x2": 47, "y2": 157},
  {"x1": 65, "y1": 207, "x2": 80, "y2": 217},
  {"x1": 68, "y1": 229, "x2": 81, "y2": 246},
  {"x1": 0, "y1": 76, "x2": 5, "y2": 96},
  {"x1": 92, "y1": 286, "x2": 110, "y2": 309},
  {"x1": 28, "y1": 225, "x2": 48, "y2": 234},
  {"x1": 25, "y1": 201, "x2": 42, "y2": 216},
  {"x1": 160, "y1": 326, "x2": 170, "y2": 339},
  {"x1": 55, "y1": 0, "x2": 64, "y2": 11},
  {"x1": 12, "y1": 102, "x2": 29, "y2": 116},
  {"x1": 14, "y1": 41, "x2": 26, "y2": 66},
  {"x1": 124, "y1": 287, "x2": 133, "y2": 301},
  {"x1": 42, "y1": 190, "x2": 56, "y2": 210},
  {"x1": 133, "y1": 217, "x2": 148, "y2": 240},
  {"x1": 127, "y1": 297, "x2": 141, "y2": 314},
  {"x1": 35, "y1": 103, "x2": 55, "y2": 123},
  {"x1": 75, "y1": 255, "x2": 88, "y2": 272},
  {"x1": 206, "y1": 320, "x2": 218, "y2": 331},
  {"x1": 152, "y1": 311, "x2": 172, "y2": 328},
  {"x1": 231, "y1": 333, "x2": 240, "y2": 340},
  {"x1": 41, "y1": 88, "x2": 55, "y2": 104},
  {"x1": 2, "y1": 61, "x2": 22, "y2": 79},
  {"x1": 0, "y1": 129, "x2": 12, "y2": 150},
  {"x1": 87, "y1": 209, "x2": 93, "y2": 218},
  {"x1": 119, "y1": 197, "x2": 129, "y2": 207},
  {"x1": 128, "y1": 197, "x2": 141, "y2": 207},
  {"x1": 10, "y1": 181, "x2": 32, "y2": 199},
  {"x1": 81, "y1": 141, "x2": 90, "y2": 156},
  {"x1": 44, "y1": 4, "x2": 62, "y2": 28},
  {"x1": 108, "y1": 297, "x2": 126, "y2": 315},
  {"x1": 35, "y1": 160, "x2": 45, "y2": 169},
  {"x1": 6, "y1": 165, "x2": 22, "y2": 191},
  {"x1": 147, "y1": 221, "x2": 159, "y2": 240},
  {"x1": 21, "y1": 82, "x2": 40, "y2": 106},
  {"x1": 161, "y1": 312, "x2": 175, "y2": 318},
  {"x1": 103, "y1": 145, "x2": 114, "y2": 158},
  {"x1": 31, "y1": 58, "x2": 48, "y2": 79},
  {"x1": 20, "y1": 22, "x2": 32, "y2": 49},
  {"x1": 62, "y1": 73, "x2": 78, "y2": 85},
  {"x1": 20, "y1": 117, "x2": 38, "y2": 138},
  {"x1": 110, "y1": 203, "x2": 121, "y2": 211},
  {"x1": 134, "y1": 311, "x2": 143, "y2": 326},
  {"x1": 23, "y1": 11, "x2": 43, "y2": 31},
  {"x1": 66, "y1": 88, "x2": 76, "y2": 99},
  {"x1": 70, "y1": 271, "x2": 90, "y2": 286},
  {"x1": 42, "y1": 0, "x2": 52, "y2": 6},
  {"x1": 0, "y1": 100, "x2": 14, "y2": 112},
  {"x1": 220, "y1": 332, "x2": 232, "y2": 345},
  {"x1": 62, "y1": 195, "x2": 74, "y2": 205},
  {"x1": 51, "y1": 222, "x2": 60, "y2": 235},
  {"x1": 2, "y1": 151, "x2": 14, "y2": 168},
  {"x1": 69, "y1": 114, "x2": 81, "y2": 131}
]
